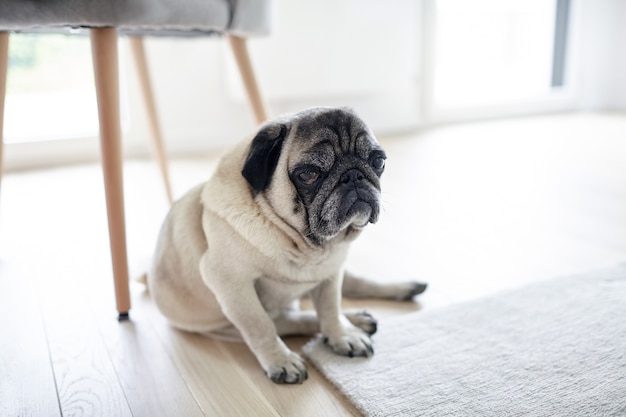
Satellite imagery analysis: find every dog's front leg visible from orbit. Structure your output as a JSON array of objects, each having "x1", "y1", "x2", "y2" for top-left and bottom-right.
[
  {"x1": 212, "y1": 280, "x2": 308, "y2": 384},
  {"x1": 200, "y1": 260, "x2": 307, "y2": 384},
  {"x1": 310, "y1": 274, "x2": 374, "y2": 358}
]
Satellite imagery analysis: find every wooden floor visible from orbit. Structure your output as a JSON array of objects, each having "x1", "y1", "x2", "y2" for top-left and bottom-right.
[{"x1": 1, "y1": 112, "x2": 625, "y2": 416}]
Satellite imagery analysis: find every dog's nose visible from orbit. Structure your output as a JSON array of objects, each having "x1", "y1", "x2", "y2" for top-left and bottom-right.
[{"x1": 340, "y1": 169, "x2": 364, "y2": 184}]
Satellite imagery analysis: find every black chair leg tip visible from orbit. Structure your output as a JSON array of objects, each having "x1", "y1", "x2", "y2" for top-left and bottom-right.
[{"x1": 118, "y1": 312, "x2": 130, "y2": 321}]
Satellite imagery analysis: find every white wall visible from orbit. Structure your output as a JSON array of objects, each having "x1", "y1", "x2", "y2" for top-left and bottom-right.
[
  {"x1": 242, "y1": 0, "x2": 421, "y2": 132},
  {"x1": 3, "y1": 0, "x2": 625, "y2": 171},
  {"x1": 123, "y1": 0, "x2": 421, "y2": 158},
  {"x1": 124, "y1": 0, "x2": 626, "y2": 159},
  {"x1": 3, "y1": 0, "x2": 421, "y2": 171}
]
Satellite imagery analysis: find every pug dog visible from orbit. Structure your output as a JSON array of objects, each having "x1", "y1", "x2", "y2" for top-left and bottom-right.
[{"x1": 148, "y1": 107, "x2": 426, "y2": 384}]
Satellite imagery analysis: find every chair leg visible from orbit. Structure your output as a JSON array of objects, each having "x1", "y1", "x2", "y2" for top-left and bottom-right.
[
  {"x1": 90, "y1": 28, "x2": 131, "y2": 319},
  {"x1": 228, "y1": 36, "x2": 270, "y2": 125},
  {"x1": 128, "y1": 36, "x2": 173, "y2": 204},
  {"x1": 0, "y1": 33, "x2": 9, "y2": 200}
]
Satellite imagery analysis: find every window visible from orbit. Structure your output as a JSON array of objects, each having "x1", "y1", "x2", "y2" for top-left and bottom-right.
[
  {"x1": 429, "y1": 0, "x2": 571, "y2": 115},
  {"x1": 4, "y1": 33, "x2": 99, "y2": 143}
]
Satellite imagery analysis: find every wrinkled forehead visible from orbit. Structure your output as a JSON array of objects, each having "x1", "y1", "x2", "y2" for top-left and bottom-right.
[{"x1": 289, "y1": 110, "x2": 381, "y2": 169}]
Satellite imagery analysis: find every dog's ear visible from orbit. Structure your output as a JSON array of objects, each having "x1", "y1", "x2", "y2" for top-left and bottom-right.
[{"x1": 242, "y1": 122, "x2": 289, "y2": 193}]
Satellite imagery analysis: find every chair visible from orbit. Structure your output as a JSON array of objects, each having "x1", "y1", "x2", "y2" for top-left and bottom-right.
[{"x1": 0, "y1": 0, "x2": 272, "y2": 319}]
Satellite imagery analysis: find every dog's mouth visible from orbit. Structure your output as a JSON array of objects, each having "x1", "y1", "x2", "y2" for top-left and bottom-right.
[
  {"x1": 311, "y1": 187, "x2": 380, "y2": 242},
  {"x1": 340, "y1": 187, "x2": 379, "y2": 224},
  {"x1": 344, "y1": 200, "x2": 375, "y2": 228}
]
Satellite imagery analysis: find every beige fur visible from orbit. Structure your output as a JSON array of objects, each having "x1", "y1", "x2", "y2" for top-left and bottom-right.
[{"x1": 148, "y1": 108, "x2": 426, "y2": 384}]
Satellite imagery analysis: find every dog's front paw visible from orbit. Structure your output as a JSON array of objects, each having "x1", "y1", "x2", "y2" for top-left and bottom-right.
[
  {"x1": 264, "y1": 351, "x2": 308, "y2": 384},
  {"x1": 324, "y1": 327, "x2": 374, "y2": 358}
]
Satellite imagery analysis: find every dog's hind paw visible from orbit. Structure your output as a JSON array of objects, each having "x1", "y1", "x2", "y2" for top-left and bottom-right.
[
  {"x1": 345, "y1": 310, "x2": 378, "y2": 335},
  {"x1": 395, "y1": 281, "x2": 428, "y2": 301}
]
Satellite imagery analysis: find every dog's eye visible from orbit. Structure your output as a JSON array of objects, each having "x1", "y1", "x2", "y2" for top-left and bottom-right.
[
  {"x1": 298, "y1": 170, "x2": 320, "y2": 185},
  {"x1": 371, "y1": 156, "x2": 385, "y2": 171}
]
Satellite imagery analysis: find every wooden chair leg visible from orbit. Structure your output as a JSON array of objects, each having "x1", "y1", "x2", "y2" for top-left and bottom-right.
[
  {"x1": 128, "y1": 36, "x2": 173, "y2": 204},
  {"x1": 90, "y1": 28, "x2": 131, "y2": 319},
  {"x1": 0, "y1": 33, "x2": 9, "y2": 200},
  {"x1": 228, "y1": 36, "x2": 270, "y2": 125}
]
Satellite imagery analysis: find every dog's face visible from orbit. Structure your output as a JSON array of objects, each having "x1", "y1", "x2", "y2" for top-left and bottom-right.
[{"x1": 242, "y1": 107, "x2": 386, "y2": 245}]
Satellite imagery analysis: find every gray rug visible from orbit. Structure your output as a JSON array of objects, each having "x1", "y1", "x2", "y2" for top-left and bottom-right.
[{"x1": 303, "y1": 264, "x2": 626, "y2": 417}]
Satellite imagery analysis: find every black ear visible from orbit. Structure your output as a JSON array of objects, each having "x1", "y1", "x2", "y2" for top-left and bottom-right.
[{"x1": 241, "y1": 123, "x2": 289, "y2": 192}]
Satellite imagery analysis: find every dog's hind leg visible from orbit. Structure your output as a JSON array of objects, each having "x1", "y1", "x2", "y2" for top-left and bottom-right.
[
  {"x1": 342, "y1": 271, "x2": 427, "y2": 301},
  {"x1": 273, "y1": 309, "x2": 320, "y2": 337},
  {"x1": 274, "y1": 308, "x2": 377, "y2": 336}
]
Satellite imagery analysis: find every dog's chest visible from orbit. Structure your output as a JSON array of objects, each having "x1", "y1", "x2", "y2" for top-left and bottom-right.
[
  {"x1": 255, "y1": 277, "x2": 318, "y2": 313},
  {"x1": 255, "y1": 249, "x2": 346, "y2": 311}
]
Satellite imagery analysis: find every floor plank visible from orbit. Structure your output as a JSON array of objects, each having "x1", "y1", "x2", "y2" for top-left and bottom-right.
[
  {"x1": 25, "y1": 215, "x2": 134, "y2": 417},
  {"x1": 39, "y1": 278, "x2": 133, "y2": 417},
  {"x1": 133, "y1": 289, "x2": 281, "y2": 416},
  {"x1": 223, "y1": 337, "x2": 361, "y2": 417},
  {"x1": 93, "y1": 309, "x2": 206, "y2": 417},
  {"x1": 0, "y1": 254, "x2": 61, "y2": 417}
]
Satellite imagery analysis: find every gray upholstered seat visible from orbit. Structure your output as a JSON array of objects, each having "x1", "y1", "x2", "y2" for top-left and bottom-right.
[
  {"x1": 0, "y1": 0, "x2": 272, "y2": 319},
  {"x1": 0, "y1": 0, "x2": 271, "y2": 37}
]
